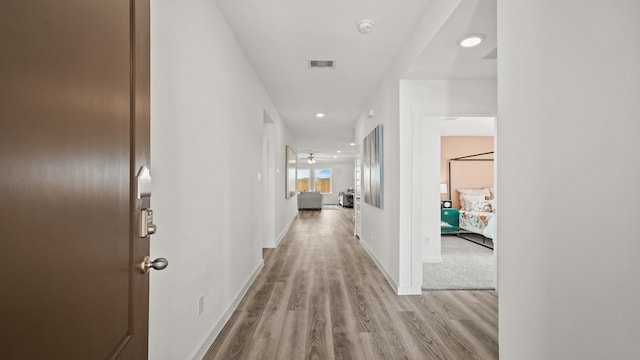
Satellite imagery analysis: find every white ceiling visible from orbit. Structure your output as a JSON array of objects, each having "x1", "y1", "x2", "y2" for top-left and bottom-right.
[
  {"x1": 215, "y1": 0, "x2": 496, "y2": 162},
  {"x1": 405, "y1": 0, "x2": 497, "y2": 80}
]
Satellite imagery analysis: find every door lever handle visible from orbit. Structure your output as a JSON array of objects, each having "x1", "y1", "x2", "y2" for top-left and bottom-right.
[{"x1": 139, "y1": 256, "x2": 168, "y2": 273}]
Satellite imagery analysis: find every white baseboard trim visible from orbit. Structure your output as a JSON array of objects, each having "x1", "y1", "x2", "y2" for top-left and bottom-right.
[
  {"x1": 191, "y1": 260, "x2": 264, "y2": 360},
  {"x1": 358, "y1": 239, "x2": 401, "y2": 294},
  {"x1": 397, "y1": 285, "x2": 422, "y2": 295},
  {"x1": 274, "y1": 212, "x2": 297, "y2": 247},
  {"x1": 422, "y1": 256, "x2": 443, "y2": 263}
]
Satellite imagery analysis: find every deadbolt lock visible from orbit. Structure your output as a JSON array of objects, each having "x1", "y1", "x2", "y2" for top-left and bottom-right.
[{"x1": 140, "y1": 208, "x2": 157, "y2": 237}]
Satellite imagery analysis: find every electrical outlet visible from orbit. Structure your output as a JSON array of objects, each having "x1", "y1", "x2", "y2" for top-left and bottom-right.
[{"x1": 198, "y1": 295, "x2": 204, "y2": 315}]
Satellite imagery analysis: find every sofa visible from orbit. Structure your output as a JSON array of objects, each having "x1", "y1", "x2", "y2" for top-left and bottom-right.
[{"x1": 297, "y1": 191, "x2": 322, "y2": 210}]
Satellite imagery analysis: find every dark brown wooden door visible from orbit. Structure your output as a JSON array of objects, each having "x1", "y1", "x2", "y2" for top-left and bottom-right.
[{"x1": 0, "y1": 0, "x2": 151, "y2": 358}]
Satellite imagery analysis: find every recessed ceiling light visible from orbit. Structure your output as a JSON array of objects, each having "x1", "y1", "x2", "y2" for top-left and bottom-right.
[
  {"x1": 334, "y1": 156, "x2": 338, "y2": 159},
  {"x1": 349, "y1": 142, "x2": 356, "y2": 146},
  {"x1": 458, "y1": 34, "x2": 485, "y2": 48},
  {"x1": 316, "y1": 113, "x2": 325, "y2": 118},
  {"x1": 337, "y1": 150, "x2": 342, "y2": 153}
]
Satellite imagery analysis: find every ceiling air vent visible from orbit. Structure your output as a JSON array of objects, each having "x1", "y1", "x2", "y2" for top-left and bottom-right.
[{"x1": 308, "y1": 60, "x2": 336, "y2": 69}]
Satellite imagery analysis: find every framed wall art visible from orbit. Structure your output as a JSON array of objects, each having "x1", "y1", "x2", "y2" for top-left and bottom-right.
[
  {"x1": 363, "y1": 124, "x2": 383, "y2": 208},
  {"x1": 285, "y1": 145, "x2": 297, "y2": 199}
]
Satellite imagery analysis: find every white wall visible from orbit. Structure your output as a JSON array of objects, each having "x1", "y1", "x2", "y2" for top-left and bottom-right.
[
  {"x1": 150, "y1": 1, "x2": 297, "y2": 358},
  {"x1": 355, "y1": 78, "x2": 402, "y2": 291},
  {"x1": 298, "y1": 161, "x2": 354, "y2": 204},
  {"x1": 266, "y1": 121, "x2": 299, "y2": 248},
  {"x1": 354, "y1": 0, "x2": 462, "y2": 295},
  {"x1": 498, "y1": 1, "x2": 640, "y2": 359}
]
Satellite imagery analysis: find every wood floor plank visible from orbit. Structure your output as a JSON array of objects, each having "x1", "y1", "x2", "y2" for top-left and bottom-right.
[
  {"x1": 305, "y1": 256, "x2": 335, "y2": 360},
  {"x1": 398, "y1": 310, "x2": 452, "y2": 360},
  {"x1": 327, "y1": 268, "x2": 363, "y2": 360},
  {"x1": 202, "y1": 309, "x2": 241, "y2": 360},
  {"x1": 405, "y1": 295, "x2": 487, "y2": 360},
  {"x1": 359, "y1": 333, "x2": 377, "y2": 360},
  {"x1": 209, "y1": 281, "x2": 276, "y2": 359},
  {"x1": 364, "y1": 281, "x2": 413, "y2": 359},
  {"x1": 449, "y1": 319, "x2": 500, "y2": 360},
  {"x1": 287, "y1": 268, "x2": 309, "y2": 311},
  {"x1": 346, "y1": 281, "x2": 374, "y2": 333},
  {"x1": 424, "y1": 290, "x2": 499, "y2": 347},
  {"x1": 204, "y1": 208, "x2": 498, "y2": 360},
  {"x1": 305, "y1": 291, "x2": 335, "y2": 359},
  {"x1": 275, "y1": 310, "x2": 308, "y2": 359},
  {"x1": 244, "y1": 281, "x2": 289, "y2": 360},
  {"x1": 423, "y1": 291, "x2": 477, "y2": 321}
]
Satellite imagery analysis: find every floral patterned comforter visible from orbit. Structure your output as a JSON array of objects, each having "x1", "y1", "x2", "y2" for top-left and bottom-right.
[{"x1": 459, "y1": 210, "x2": 494, "y2": 236}]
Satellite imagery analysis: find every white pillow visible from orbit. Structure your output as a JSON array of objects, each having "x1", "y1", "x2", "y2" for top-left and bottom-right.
[
  {"x1": 472, "y1": 200, "x2": 493, "y2": 212},
  {"x1": 458, "y1": 188, "x2": 491, "y2": 208},
  {"x1": 461, "y1": 194, "x2": 486, "y2": 211},
  {"x1": 458, "y1": 188, "x2": 491, "y2": 197}
]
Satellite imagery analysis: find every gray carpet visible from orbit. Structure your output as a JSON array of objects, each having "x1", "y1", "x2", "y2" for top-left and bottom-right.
[{"x1": 422, "y1": 235, "x2": 495, "y2": 290}]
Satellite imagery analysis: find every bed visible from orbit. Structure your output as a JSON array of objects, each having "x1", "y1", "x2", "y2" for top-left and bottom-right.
[
  {"x1": 459, "y1": 210, "x2": 495, "y2": 239},
  {"x1": 445, "y1": 151, "x2": 496, "y2": 245},
  {"x1": 456, "y1": 187, "x2": 496, "y2": 244}
]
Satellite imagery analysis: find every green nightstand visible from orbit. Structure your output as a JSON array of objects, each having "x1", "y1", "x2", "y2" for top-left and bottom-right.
[{"x1": 441, "y1": 208, "x2": 460, "y2": 235}]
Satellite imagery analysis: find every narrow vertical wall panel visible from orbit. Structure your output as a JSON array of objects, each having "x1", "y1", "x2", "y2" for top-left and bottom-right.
[{"x1": 498, "y1": 1, "x2": 640, "y2": 359}]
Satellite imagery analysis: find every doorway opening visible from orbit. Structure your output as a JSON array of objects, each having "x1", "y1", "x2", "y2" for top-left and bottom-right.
[{"x1": 422, "y1": 116, "x2": 497, "y2": 291}]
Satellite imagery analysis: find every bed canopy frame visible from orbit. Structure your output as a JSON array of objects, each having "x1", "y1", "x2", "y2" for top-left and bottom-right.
[
  {"x1": 446, "y1": 151, "x2": 494, "y2": 200},
  {"x1": 446, "y1": 151, "x2": 495, "y2": 249}
]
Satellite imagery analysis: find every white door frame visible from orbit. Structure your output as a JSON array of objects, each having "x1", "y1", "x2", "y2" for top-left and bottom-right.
[{"x1": 411, "y1": 113, "x2": 498, "y2": 292}]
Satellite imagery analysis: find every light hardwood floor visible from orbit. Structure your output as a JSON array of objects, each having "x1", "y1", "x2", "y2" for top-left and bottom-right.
[{"x1": 204, "y1": 208, "x2": 498, "y2": 360}]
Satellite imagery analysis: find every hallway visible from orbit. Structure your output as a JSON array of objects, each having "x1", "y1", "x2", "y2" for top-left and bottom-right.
[{"x1": 204, "y1": 208, "x2": 498, "y2": 359}]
